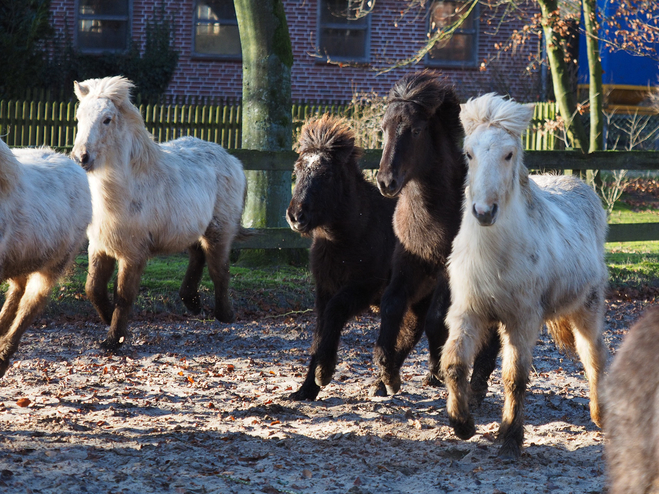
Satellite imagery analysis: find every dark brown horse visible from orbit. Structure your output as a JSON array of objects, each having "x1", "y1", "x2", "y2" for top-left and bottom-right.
[
  {"x1": 286, "y1": 115, "x2": 404, "y2": 400},
  {"x1": 373, "y1": 71, "x2": 500, "y2": 399}
]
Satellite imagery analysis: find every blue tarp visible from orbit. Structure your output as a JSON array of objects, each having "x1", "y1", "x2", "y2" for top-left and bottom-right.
[{"x1": 578, "y1": 0, "x2": 658, "y2": 87}]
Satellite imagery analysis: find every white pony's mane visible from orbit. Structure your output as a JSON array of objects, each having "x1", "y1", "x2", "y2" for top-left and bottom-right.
[
  {"x1": 75, "y1": 76, "x2": 159, "y2": 172},
  {"x1": 460, "y1": 93, "x2": 534, "y2": 138}
]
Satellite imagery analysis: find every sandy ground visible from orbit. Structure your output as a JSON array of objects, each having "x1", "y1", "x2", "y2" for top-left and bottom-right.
[{"x1": 0, "y1": 299, "x2": 651, "y2": 494}]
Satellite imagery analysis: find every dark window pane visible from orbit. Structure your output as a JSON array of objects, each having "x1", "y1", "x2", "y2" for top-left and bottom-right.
[
  {"x1": 79, "y1": 0, "x2": 129, "y2": 17},
  {"x1": 78, "y1": 19, "x2": 128, "y2": 51},
  {"x1": 319, "y1": 28, "x2": 367, "y2": 59},
  {"x1": 430, "y1": 1, "x2": 473, "y2": 30},
  {"x1": 197, "y1": 0, "x2": 236, "y2": 22},
  {"x1": 195, "y1": 23, "x2": 241, "y2": 55},
  {"x1": 428, "y1": 33, "x2": 473, "y2": 62},
  {"x1": 320, "y1": 0, "x2": 368, "y2": 26}
]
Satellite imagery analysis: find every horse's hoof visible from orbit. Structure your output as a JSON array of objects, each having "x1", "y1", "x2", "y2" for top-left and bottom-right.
[
  {"x1": 0, "y1": 360, "x2": 9, "y2": 378},
  {"x1": 182, "y1": 300, "x2": 202, "y2": 315},
  {"x1": 469, "y1": 386, "x2": 488, "y2": 408},
  {"x1": 369, "y1": 380, "x2": 388, "y2": 397},
  {"x1": 100, "y1": 337, "x2": 124, "y2": 353},
  {"x1": 422, "y1": 372, "x2": 443, "y2": 387},
  {"x1": 215, "y1": 309, "x2": 235, "y2": 324},
  {"x1": 314, "y1": 365, "x2": 334, "y2": 387},
  {"x1": 449, "y1": 415, "x2": 476, "y2": 440},
  {"x1": 497, "y1": 440, "x2": 522, "y2": 460},
  {"x1": 384, "y1": 374, "x2": 401, "y2": 395},
  {"x1": 287, "y1": 385, "x2": 319, "y2": 401}
]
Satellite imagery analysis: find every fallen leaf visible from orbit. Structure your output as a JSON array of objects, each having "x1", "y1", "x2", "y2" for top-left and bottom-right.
[
  {"x1": 16, "y1": 398, "x2": 31, "y2": 408},
  {"x1": 354, "y1": 477, "x2": 362, "y2": 486},
  {"x1": 302, "y1": 469, "x2": 313, "y2": 479}
]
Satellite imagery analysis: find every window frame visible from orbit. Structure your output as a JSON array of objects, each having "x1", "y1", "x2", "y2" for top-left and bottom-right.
[
  {"x1": 192, "y1": 0, "x2": 242, "y2": 60},
  {"x1": 425, "y1": 0, "x2": 479, "y2": 69},
  {"x1": 75, "y1": 0, "x2": 132, "y2": 54},
  {"x1": 316, "y1": 0, "x2": 372, "y2": 63}
]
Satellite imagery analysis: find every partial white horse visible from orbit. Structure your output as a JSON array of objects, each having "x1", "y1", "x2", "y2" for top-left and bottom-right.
[
  {"x1": 605, "y1": 307, "x2": 659, "y2": 494},
  {"x1": 440, "y1": 93, "x2": 608, "y2": 459},
  {"x1": 71, "y1": 76, "x2": 247, "y2": 351},
  {"x1": 0, "y1": 139, "x2": 91, "y2": 376}
]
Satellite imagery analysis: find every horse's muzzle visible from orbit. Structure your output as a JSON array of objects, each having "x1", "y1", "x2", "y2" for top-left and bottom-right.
[
  {"x1": 377, "y1": 176, "x2": 402, "y2": 198},
  {"x1": 72, "y1": 150, "x2": 94, "y2": 172},
  {"x1": 472, "y1": 203, "x2": 498, "y2": 226},
  {"x1": 286, "y1": 205, "x2": 310, "y2": 233}
]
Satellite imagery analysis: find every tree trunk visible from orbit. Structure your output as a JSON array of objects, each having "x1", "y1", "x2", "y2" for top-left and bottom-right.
[
  {"x1": 582, "y1": 0, "x2": 604, "y2": 152},
  {"x1": 234, "y1": 0, "x2": 293, "y2": 230},
  {"x1": 538, "y1": 0, "x2": 588, "y2": 152}
]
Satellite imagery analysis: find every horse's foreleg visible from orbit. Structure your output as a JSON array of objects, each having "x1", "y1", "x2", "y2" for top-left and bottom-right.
[
  {"x1": 570, "y1": 293, "x2": 607, "y2": 428},
  {"x1": 372, "y1": 277, "x2": 411, "y2": 397},
  {"x1": 0, "y1": 272, "x2": 56, "y2": 377},
  {"x1": 179, "y1": 242, "x2": 206, "y2": 315},
  {"x1": 86, "y1": 250, "x2": 116, "y2": 325},
  {"x1": 496, "y1": 322, "x2": 536, "y2": 460},
  {"x1": 470, "y1": 327, "x2": 501, "y2": 408},
  {"x1": 441, "y1": 309, "x2": 488, "y2": 441},
  {"x1": 289, "y1": 291, "x2": 329, "y2": 401},
  {"x1": 202, "y1": 236, "x2": 234, "y2": 323},
  {"x1": 0, "y1": 276, "x2": 27, "y2": 337},
  {"x1": 101, "y1": 258, "x2": 145, "y2": 351},
  {"x1": 423, "y1": 275, "x2": 452, "y2": 387},
  {"x1": 314, "y1": 282, "x2": 381, "y2": 389}
]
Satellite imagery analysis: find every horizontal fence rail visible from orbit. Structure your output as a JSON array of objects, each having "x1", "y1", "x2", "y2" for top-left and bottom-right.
[{"x1": 229, "y1": 149, "x2": 659, "y2": 248}]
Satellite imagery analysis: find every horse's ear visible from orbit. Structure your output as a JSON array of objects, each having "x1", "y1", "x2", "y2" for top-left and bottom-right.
[
  {"x1": 521, "y1": 103, "x2": 535, "y2": 128},
  {"x1": 74, "y1": 81, "x2": 89, "y2": 101},
  {"x1": 459, "y1": 103, "x2": 480, "y2": 135}
]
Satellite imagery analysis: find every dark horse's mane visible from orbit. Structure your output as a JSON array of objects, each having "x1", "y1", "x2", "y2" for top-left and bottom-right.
[
  {"x1": 388, "y1": 71, "x2": 464, "y2": 148},
  {"x1": 296, "y1": 115, "x2": 363, "y2": 166}
]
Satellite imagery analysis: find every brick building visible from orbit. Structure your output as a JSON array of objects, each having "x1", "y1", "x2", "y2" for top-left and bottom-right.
[{"x1": 49, "y1": 1, "x2": 542, "y2": 102}]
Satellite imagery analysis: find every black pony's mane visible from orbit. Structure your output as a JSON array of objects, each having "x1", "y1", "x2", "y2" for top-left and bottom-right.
[
  {"x1": 296, "y1": 114, "x2": 363, "y2": 166},
  {"x1": 388, "y1": 71, "x2": 464, "y2": 146}
]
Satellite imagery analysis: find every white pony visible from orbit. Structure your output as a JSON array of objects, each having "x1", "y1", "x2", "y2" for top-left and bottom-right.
[
  {"x1": 71, "y1": 76, "x2": 247, "y2": 351},
  {"x1": 440, "y1": 93, "x2": 608, "y2": 459},
  {"x1": 0, "y1": 139, "x2": 91, "y2": 376}
]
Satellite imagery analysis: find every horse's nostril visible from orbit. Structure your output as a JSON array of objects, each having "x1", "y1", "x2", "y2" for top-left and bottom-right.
[
  {"x1": 491, "y1": 203, "x2": 498, "y2": 217},
  {"x1": 81, "y1": 153, "x2": 89, "y2": 165}
]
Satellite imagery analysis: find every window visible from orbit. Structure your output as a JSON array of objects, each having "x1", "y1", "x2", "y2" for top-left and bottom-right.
[
  {"x1": 193, "y1": 0, "x2": 241, "y2": 58},
  {"x1": 426, "y1": 1, "x2": 478, "y2": 67},
  {"x1": 77, "y1": 0, "x2": 131, "y2": 53},
  {"x1": 317, "y1": 0, "x2": 371, "y2": 62}
]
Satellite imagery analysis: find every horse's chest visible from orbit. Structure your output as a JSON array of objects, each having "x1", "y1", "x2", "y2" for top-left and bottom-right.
[{"x1": 393, "y1": 199, "x2": 447, "y2": 264}]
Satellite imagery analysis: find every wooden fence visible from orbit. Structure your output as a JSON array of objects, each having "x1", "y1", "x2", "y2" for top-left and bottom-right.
[
  {"x1": 1, "y1": 97, "x2": 658, "y2": 247},
  {"x1": 0, "y1": 97, "x2": 559, "y2": 152}
]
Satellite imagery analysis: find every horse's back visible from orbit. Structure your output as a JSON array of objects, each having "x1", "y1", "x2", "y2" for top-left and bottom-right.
[
  {"x1": 531, "y1": 174, "x2": 607, "y2": 246},
  {"x1": 0, "y1": 146, "x2": 91, "y2": 276}
]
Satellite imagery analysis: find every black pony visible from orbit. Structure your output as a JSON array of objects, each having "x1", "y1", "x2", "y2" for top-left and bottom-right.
[
  {"x1": 373, "y1": 71, "x2": 500, "y2": 400},
  {"x1": 286, "y1": 115, "x2": 404, "y2": 400}
]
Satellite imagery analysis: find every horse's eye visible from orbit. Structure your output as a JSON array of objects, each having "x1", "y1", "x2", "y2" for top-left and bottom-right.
[
  {"x1": 412, "y1": 128, "x2": 421, "y2": 137},
  {"x1": 465, "y1": 152, "x2": 472, "y2": 160},
  {"x1": 505, "y1": 152, "x2": 513, "y2": 161},
  {"x1": 103, "y1": 117, "x2": 112, "y2": 125}
]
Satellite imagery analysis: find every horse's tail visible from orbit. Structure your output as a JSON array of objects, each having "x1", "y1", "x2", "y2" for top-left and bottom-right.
[
  {"x1": 234, "y1": 226, "x2": 256, "y2": 242},
  {"x1": 546, "y1": 318, "x2": 576, "y2": 355}
]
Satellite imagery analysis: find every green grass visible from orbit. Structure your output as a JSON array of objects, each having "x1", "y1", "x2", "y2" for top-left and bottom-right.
[{"x1": 39, "y1": 253, "x2": 315, "y2": 321}]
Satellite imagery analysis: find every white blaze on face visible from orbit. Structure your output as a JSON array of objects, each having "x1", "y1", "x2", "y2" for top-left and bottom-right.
[
  {"x1": 305, "y1": 153, "x2": 322, "y2": 170},
  {"x1": 72, "y1": 98, "x2": 118, "y2": 170},
  {"x1": 465, "y1": 125, "x2": 518, "y2": 221}
]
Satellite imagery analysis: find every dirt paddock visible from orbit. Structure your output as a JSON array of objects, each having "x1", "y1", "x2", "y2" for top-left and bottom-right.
[{"x1": 0, "y1": 299, "x2": 651, "y2": 493}]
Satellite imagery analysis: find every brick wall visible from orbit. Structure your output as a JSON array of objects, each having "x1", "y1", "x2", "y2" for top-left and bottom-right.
[{"x1": 49, "y1": 0, "x2": 541, "y2": 102}]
